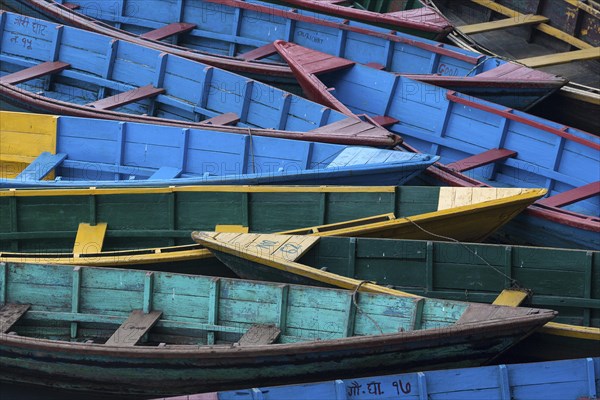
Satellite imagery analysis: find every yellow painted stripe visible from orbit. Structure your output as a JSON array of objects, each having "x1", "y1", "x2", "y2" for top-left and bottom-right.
[
  {"x1": 470, "y1": 0, "x2": 593, "y2": 49},
  {"x1": 459, "y1": 15, "x2": 548, "y2": 35},
  {"x1": 0, "y1": 112, "x2": 58, "y2": 178},
  {"x1": 539, "y1": 322, "x2": 600, "y2": 341},
  {"x1": 518, "y1": 47, "x2": 600, "y2": 68},
  {"x1": 0, "y1": 185, "x2": 397, "y2": 197}
]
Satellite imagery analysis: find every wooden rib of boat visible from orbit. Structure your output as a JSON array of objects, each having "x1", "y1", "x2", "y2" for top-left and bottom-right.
[
  {"x1": 0, "y1": 262, "x2": 555, "y2": 396},
  {"x1": 431, "y1": 0, "x2": 600, "y2": 133},
  {"x1": 5, "y1": 2, "x2": 568, "y2": 110},
  {"x1": 273, "y1": 40, "x2": 600, "y2": 250},
  {"x1": 194, "y1": 232, "x2": 600, "y2": 359},
  {"x1": 156, "y1": 357, "x2": 600, "y2": 400},
  {"x1": 0, "y1": 186, "x2": 545, "y2": 267},
  {"x1": 0, "y1": 12, "x2": 401, "y2": 148},
  {"x1": 0, "y1": 111, "x2": 435, "y2": 188}
]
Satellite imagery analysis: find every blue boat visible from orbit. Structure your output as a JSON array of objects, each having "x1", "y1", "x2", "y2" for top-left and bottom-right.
[
  {"x1": 156, "y1": 357, "x2": 600, "y2": 400},
  {"x1": 0, "y1": 11, "x2": 399, "y2": 148},
  {"x1": 275, "y1": 40, "x2": 600, "y2": 250},
  {"x1": 0, "y1": 111, "x2": 437, "y2": 188},
  {"x1": 4, "y1": 1, "x2": 567, "y2": 110}
]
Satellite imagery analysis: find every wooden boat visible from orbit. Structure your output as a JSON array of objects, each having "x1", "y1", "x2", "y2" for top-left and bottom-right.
[
  {"x1": 156, "y1": 357, "x2": 600, "y2": 400},
  {"x1": 430, "y1": 0, "x2": 600, "y2": 133},
  {"x1": 0, "y1": 12, "x2": 400, "y2": 148},
  {"x1": 4, "y1": 3, "x2": 568, "y2": 110},
  {"x1": 195, "y1": 232, "x2": 600, "y2": 359},
  {"x1": 0, "y1": 185, "x2": 545, "y2": 267},
  {"x1": 0, "y1": 262, "x2": 555, "y2": 396},
  {"x1": 273, "y1": 40, "x2": 600, "y2": 250},
  {"x1": 0, "y1": 111, "x2": 435, "y2": 188}
]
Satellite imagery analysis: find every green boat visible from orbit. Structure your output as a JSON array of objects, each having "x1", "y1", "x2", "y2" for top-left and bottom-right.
[
  {"x1": 0, "y1": 262, "x2": 555, "y2": 396},
  {"x1": 0, "y1": 185, "x2": 544, "y2": 268},
  {"x1": 195, "y1": 232, "x2": 600, "y2": 360}
]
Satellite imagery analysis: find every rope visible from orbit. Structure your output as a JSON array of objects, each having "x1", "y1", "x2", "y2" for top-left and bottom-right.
[
  {"x1": 352, "y1": 280, "x2": 384, "y2": 335},
  {"x1": 404, "y1": 217, "x2": 521, "y2": 289}
]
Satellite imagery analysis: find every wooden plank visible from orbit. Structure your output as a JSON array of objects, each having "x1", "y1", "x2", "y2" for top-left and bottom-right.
[
  {"x1": 201, "y1": 112, "x2": 240, "y2": 126},
  {"x1": 244, "y1": 234, "x2": 319, "y2": 262},
  {"x1": 239, "y1": 43, "x2": 278, "y2": 61},
  {"x1": 104, "y1": 310, "x2": 162, "y2": 347},
  {"x1": 149, "y1": 166, "x2": 182, "y2": 180},
  {"x1": 16, "y1": 152, "x2": 67, "y2": 181},
  {"x1": 73, "y1": 223, "x2": 107, "y2": 255},
  {"x1": 447, "y1": 149, "x2": 517, "y2": 172},
  {"x1": 86, "y1": 85, "x2": 165, "y2": 110},
  {"x1": 237, "y1": 324, "x2": 281, "y2": 346},
  {"x1": 215, "y1": 225, "x2": 249, "y2": 233},
  {"x1": 207, "y1": 278, "x2": 220, "y2": 345},
  {"x1": 537, "y1": 181, "x2": 600, "y2": 208},
  {"x1": 62, "y1": 2, "x2": 81, "y2": 10},
  {"x1": 370, "y1": 115, "x2": 399, "y2": 127},
  {"x1": 140, "y1": 23, "x2": 196, "y2": 41},
  {"x1": 518, "y1": 48, "x2": 600, "y2": 67},
  {"x1": 0, "y1": 61, "x2": 70, "y2": 85},
  {"x1": 492, "y1": 289, "x2": 529, "y2": 307},
  {"x1": 459, "y1": 15, "x2": 549, "y2": 34},
  {"x1": 0, "y1": 304, "x2": 30, "y2": 334}
]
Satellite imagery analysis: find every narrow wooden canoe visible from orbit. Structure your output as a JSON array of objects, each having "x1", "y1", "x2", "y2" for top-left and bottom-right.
[
  {"x1": 274, "y1": 40, "x2": 600, "y2": 250},
  {"x1": 156, "y1": 357, "x2": 600, "y2": 400},
  {"x1": 194, "y1": 232, "x2": 600, "y2": 359},
  {"x1": 0, "y1": 11, "x2": 400, "y2": 148},
  {"x1": 0, "y1": 111, "x2": 435, "y2": 188},
  {"x1": 432, "y1": 0, "x2": 600, "y2": 133},
  {"x1": 6, "y1": 1, "x2": 567, "y2": 109},
  {"x1": 0, "y1": 261, "x2": 555, "y2": 396},
  {"x1": 0, "y1": 185, "x2": 545, "y2": 267}
]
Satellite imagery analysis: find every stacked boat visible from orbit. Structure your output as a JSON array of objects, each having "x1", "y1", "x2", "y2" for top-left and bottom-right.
[{"x1": 0, "y1": 3, "x2": 597, "y2": 398}]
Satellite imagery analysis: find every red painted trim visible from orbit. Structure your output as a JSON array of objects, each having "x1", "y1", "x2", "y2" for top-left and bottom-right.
[
  {"x1": 538, "y1": 181, "x2": 600, "y2": 208},
  {"x1": 446, "y1": 91, "x2": 600, "y2": 150},
  {"x1": 139, "y1": 22, "x2": 197, "y2": 41},
  {"x1": 447, "y1": 148, "x2": 517, "y2": 172}
]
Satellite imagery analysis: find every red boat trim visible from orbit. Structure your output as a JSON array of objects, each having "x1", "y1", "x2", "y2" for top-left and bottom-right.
[{"x1": 446, "y1": 91, "x2": 600, "y2": 150}]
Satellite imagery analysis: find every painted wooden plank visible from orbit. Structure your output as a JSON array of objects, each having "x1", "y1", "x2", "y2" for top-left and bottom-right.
[
  {"x1": 71, "y1": 267, "x2": 81, "y2": 339},
  {"x1": 370, "y1": 115, "x2": 399, "y2": 127},
  {"x1": 73, "y1": 223, "x2": 107, "y2": 255},
  {"x1": 86, "y1": 85, "x2": 165, "y2": 110},
  {"x1": 143, "y1": 272, "x2": 154, "y2": 315},
  {"x1": 276, "y1": 284, "x2": 289, "y2": 332},
  {"x1": 0, "y1": 304, "x2": 30, "y2": 334},
  {"x1": 518, "y1": 47, "x2": 600, "y2": 67},
  {"x1": 537, "y1": 181, "x2": 600, "y2": 208},
  {"x1": 149, "y1": 167, "x2": 182, "y2": 180},
  {"x1": 207, "y1": 277, "x2": 220, "y2": 345},
  {"x1": 447, "y1": 149, "x2": 517, "y2": 172},
  {"x1": 343, "y1": 292, "x2": 356, "y2": 337},
  {"x1": 459, "y1": 15, "x2": 549, "y2": 34},
  {"x1": 104, "y1": 309, "x2": 162, "y2": 347},
  {"x1": 16, "y1": 152, "x2": 67, "y2": 181},
  {"x1": 243, "y1": 234, "x2": 319, "y2": 262},
  {"x1": 492, "y1": 289, "x2": 529, "y2": 307},
  {"x1": 201, "y1": 113, "x2": 240, "y2": 126},
  {"x1": 0, "y1": 263, "x2": 6, "y2": 304},
  {"x1": 0, "y1": 61, "x2": 70, "y2": 85},
  {"x1": 238, "y1": 43, "x2": 277, "y2": 61},
  {"x1": 62, "y1": 3, "x2": 81, "y2": 10},
  {"x1": 140, "y1": 23, "x2": 197, "y2": 41},
  {"x1": 215, "y1": 225, "x2": 249, "y2": 233},
  {"x1": 411, "y1": 298, "x2": 424, "y2": 330},
  {"x1": 237, "y1": 324, "x2": 281, "y2": 346}
]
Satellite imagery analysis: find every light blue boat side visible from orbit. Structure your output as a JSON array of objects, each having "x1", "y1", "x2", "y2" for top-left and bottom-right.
[
  {"x1": 0, "y1": 113, "x2": 438, "y2": 188},
  {"x1": 188, "y1": 357, "x2": 599, "y2": 400}
]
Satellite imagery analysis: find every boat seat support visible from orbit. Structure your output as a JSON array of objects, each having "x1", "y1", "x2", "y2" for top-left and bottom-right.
[
  {"x1": 0, "y1": 304, "x2": 31, "y2": 334},
  {"x1": 140, "y1": 23, "x2": 197, "y2": 41},
  {"x1": 447, "y1": 148, "x2": 517, "y2": 172},
  {"x1": 537, "y1": 181, "x2": 600, "y2": 208},
  {"x1": 202, "y1": 112, "x2": 240, "y2": 126},
  {"x1": 0, "y1": 61, "x2": 71, "y2": 85},
  {"x1": 239, "y1": 43, "x2": 278, "y2": 61},
  {"x1": 16, "y1": 152, "x2": 67, "y2": 181},
  {"x1": 105, "y1": 309, "x2": 162, "y2": 347},
  {"x1": 149, "y1": 166, "x2": 182, "y2": 180},
  {"x1": 86, "y1": 85, "x2": 166, "y2": 110},
  {"x1": 237, "y1": 324, "x2": 281, "y2": 346}
]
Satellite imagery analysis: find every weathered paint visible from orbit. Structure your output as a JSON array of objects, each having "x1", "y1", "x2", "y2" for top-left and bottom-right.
[{"x1": 0, "y1": 262, "x2": 555, "y2": 396}]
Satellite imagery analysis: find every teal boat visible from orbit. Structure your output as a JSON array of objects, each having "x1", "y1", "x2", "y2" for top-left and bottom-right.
[{"x1": 0, "y1": 262, "x2": 555, "y2": 396}]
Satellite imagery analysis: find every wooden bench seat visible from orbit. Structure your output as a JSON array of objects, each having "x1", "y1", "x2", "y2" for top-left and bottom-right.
[
  {"x1": 201, "y1": 112, "x2": 240, "y2": 126},
  {"x1": 140, "y1": 23, "x2": 197, "y2": 41},
  {"x1": 105, "y1": 310, "x2": 162, "y2": 347},
  {"x1": 0, "y1": 61, "x2": 71, "y2": 85},
  {"x1": 239, "y1": 43, "x2": 278, "y2": 61},
  {"x1": 447, "y1": 148, "x2": 517, "y2": 172},
  {"x1": 237, "y1": 324, "x2": 281, "y2": 346},
  {"x1": 86, "y1": 85, "x2": 165, "y2": 110},
  {"x1": 16, "y1": 152, "x2": 67, "y2": 181},
  {"x1": 149, "y1": 166, "x2": 183, "y2": 180},
  {"x1": 538, "y1": 181, "x2": 600, "y2": 208},
  {"x1": 0, "y1": 304, "x2": 31, "y2": 334}
]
